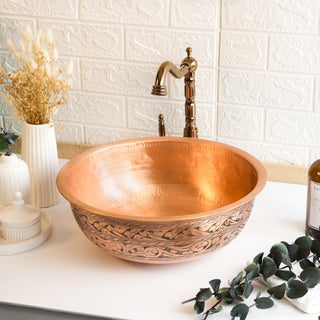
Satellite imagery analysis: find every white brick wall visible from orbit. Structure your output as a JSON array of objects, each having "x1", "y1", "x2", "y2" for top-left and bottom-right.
[{"x1": 0, "y1": 0, "x2": 319, "y2": 167}]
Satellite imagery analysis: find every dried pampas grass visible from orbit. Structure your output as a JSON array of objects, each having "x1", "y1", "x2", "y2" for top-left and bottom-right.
[{"x1": 0, "y1": 25, "x2": 72, "y2": 125}]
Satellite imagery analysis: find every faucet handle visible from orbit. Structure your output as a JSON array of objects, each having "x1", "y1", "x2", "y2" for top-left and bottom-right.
[
  {"x1": 158, "y1": 114, "x2": 166, "y2": 137},
  {"x1": 186, "y1": 47, "x2": 192, "y2": 57}
]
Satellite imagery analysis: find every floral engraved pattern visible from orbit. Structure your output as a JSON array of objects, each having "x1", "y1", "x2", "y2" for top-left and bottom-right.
[{"x1": 71, "y1": 200, "x2": 254, "y2": 263}]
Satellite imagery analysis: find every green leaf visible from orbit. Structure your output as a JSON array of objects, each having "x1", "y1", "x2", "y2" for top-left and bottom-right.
[
  {"x1": 245, "y1": 263, "x2": 260, "y2": 280},
  {"x1": 209, "y1": 279, "x2": 221, "y2": 293},
  {"x1": 243, "y1": 278, "x2": 254, "y2": 299},
  {"x1": 209, "y1": 305, "x2": 223, "y2": 314},
  {"x1": 0, "y1": 133, "x2": 18, "y2": 151},
  {"x1": 230, "y1": 303, "x2": 249, "y2": 320},
  {"x1": 296, "y1": 245, "x2": 311, "y2": 260},
  {"x1": 311, "y1": 240, "x2": 320, "y2": 257},
  {"x1": 261, "y1": 257, "x2": 277, "y2": 280},
  {"x1": 194, "y1": 300, "x2": 205, "y2": 314},
  {"x1": 270, "y1": 243, "x2": 292, "y2": 268},
  {"x1": 253, "y1": 252, "x2": 264, "y2": 265},
  {"x1": 0, "y1": 141, "x2": 7, "y2": 151},
  {"x1": 196, "y1": 288, "x2": 212, "y2": 302},
  {"x1": 271, "y1": 250, "x2": 282, "y2": 267},
  {"x1": 229, "y1": 286, "x2": 243, "y2": 301},
  {"x1": 295, "y1": 236, "x2": 312, "y2": 249},
  {"x1": 254, "y1": 297, "x2": 274, "y2": 309},
  {"x1": 236, "y1": 283, "x2": 244, "y2": 296},
  {"x1": 275, "y1": 269, "x2": 296, "y2": 281},
  {"x1": 281, "y1": 241, "x2": 290, "y2": 249},
  {"x1": 271, "y1": 243, "x2": 289, "y2": 255},
  {"x1": 299, "y1": 267, "x2": 320, "y2": 288},
  {"x1": 286, "y1": 279, "x2": 308, "y2": 299},
  {"x1": 281, "y1": 253, "x2": 292, "y2": 268},
  {"x1": 219, "y1": 288, "x2": 234, "y2": 304},
  {"x1": 244, "y1": 262, "x2": 257, "y2": 274},
  {"x1": 231, "y1": 271, "x2": 243, "y2": 287},
  {"x1": 299, "y1": 259, "x2": 315, "y2": 270},
  {"x1": 267, "y1": 283, "x2": 286, "y2": 300},
  {"x1": 288, "y1": 244, "x2": 299, "y2": 262}
]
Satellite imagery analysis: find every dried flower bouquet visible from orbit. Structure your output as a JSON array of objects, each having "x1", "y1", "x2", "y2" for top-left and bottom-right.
[{"x1": 0, "y1": 25, "x2": 72, "y2": 125}]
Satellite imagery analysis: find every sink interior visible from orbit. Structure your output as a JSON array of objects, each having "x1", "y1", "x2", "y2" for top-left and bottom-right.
[{"x1": 64, "y1": 140, "x2": 259, "y2": 218}]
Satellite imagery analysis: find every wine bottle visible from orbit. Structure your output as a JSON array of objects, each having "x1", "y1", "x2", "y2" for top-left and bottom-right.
[{"x1": 306, "y1": 159, "x2": 320, "y2": 239}]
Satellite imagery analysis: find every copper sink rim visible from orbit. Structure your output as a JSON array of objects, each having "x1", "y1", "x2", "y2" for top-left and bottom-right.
[{"x1": 57, "y1": 137, "x2": 267, "y2": 222}]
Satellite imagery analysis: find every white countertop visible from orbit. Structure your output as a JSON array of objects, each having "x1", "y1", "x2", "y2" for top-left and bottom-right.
[{"x1": 0, "y1": 174, "x2": 317, "y2": 320}]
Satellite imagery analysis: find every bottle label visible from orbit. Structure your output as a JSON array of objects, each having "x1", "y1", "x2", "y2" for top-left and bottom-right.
[{"x1": 309, "y1": 181, "x2": 320, "y2": 229}]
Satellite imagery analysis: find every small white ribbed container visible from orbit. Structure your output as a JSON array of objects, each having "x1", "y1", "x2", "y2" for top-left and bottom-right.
[
  {"x1": 21, "y1": 122, "x2": 60, "y2": 208},
  {"x1": 0, "y1": 153, "x2": 30, "y2": 209},
  {"x1": 0, "y1": 192, "x2": 41, "y2": 242}
]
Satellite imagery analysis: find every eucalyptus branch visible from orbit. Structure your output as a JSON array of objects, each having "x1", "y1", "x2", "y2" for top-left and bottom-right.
[
  {"x1": 182, "y1": 253, "x2": 316, "y2": 304},
  {"x1": 183, "y1": 235, "x2": 320, "y2": 320},
  {"x1": 0, "y1": 127, "x2": 18, "y2": 156}
]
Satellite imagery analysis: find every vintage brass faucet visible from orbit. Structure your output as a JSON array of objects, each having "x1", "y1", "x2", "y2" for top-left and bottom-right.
[{"x1": 151, "y1": 47, "x2": 198, "y2": 138}]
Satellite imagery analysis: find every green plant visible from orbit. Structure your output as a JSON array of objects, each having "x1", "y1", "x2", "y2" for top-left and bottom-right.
[
  {"x1": 183, "y1": 235, "x2": 320, "y2": 320},
  {"x1": 0, "y1": 127, "x2": 18, "y2": 156}
]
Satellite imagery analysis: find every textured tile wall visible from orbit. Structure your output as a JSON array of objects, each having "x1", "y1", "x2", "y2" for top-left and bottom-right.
[
  {"x1": 219, "y1": 0, "x2": 320, "y2": 166},
  {"x1": 0, "y1": 0, "x2": 319, "y2": 167}
]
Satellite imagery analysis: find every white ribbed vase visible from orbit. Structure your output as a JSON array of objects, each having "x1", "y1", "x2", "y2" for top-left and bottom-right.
[{"x1": 21, "y1": 122, "x2": 60, "y2": 208}]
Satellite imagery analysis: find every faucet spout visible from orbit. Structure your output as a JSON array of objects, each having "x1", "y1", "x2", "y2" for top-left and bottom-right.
[
  {"x1": 151, "y1": 61, "x2": 190, "y2": 96},
  {"x1": 151, "y1": 47, "x2": 198, "y2": 138}
]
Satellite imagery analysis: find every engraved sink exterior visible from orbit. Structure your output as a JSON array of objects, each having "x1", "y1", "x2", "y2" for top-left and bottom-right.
[{"x1": 57, "y1": 137, "x2": 267, "y2": 264}]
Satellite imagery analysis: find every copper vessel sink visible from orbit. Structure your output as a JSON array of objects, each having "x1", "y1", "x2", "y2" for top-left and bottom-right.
[{"x1": 57, "y1": 137, "x2": 267, "y2": 264}]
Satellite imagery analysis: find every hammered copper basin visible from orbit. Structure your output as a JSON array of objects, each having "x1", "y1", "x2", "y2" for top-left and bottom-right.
[{"x1": 57, "y1": 137, "x2": 267, "y2": 264}]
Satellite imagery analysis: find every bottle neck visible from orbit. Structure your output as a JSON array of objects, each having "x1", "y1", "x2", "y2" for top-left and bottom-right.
[{"x1": 0, "y1": 153, "x2": 17, "y2": 164}]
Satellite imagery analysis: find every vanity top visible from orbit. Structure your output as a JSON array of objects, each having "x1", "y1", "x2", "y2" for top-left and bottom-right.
[{"x1": 0, "y1": 164, "x2": 317, "y2": 320}]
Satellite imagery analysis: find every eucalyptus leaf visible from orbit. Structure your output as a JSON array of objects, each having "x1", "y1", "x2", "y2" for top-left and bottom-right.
[
  {"x1": 231, "y1": 271, "x2": 243, "y2": 287},
  {"x1": 271, "y1": 250, "x2": 282, "y2": 267},
  {"x1": 296, "y1": 245, "x2": 311, "y2": 260},
  {"x1": 267, "y1": 283, "x2": 286, "y2": 300},
  {"x1": 0, "y1": 141, "x2": 7, "y2": 151},
  {"x1": 0, "y1": 132, "x2": 18, "y2": 154},
  {"x1": 209, "y1": 305, "x2": 223, "y2": 314},
  {"x1": 299, "y1": 259, "x2": 315, "y2": 270},
  {"x1": 194, "y1": 300, "x2": 205, "y2": 314},
  {"x1": 253, "y1": 252, "x2": 264, "y2": 265},
  {"x1": 275, "y1": 269, "x2": 296, "y2": 281},
  {"x1": 209, "y1": 279, "x2": 221, "y2": 294},
  {"x1": 281, "y1": 241, "x2": 290, "y2": 249},
  {"x1": 281, "y1": 253, "x2": 292, "y2": 268},
  {"x1": 288, "y1": 244, "x2": 299, "y2": 262},
  {"x1": 230, "y1": 303, "x2": 249, "y2": 320},
  {"x1": 244, "y1": 262, "x2": 257, "y2": 274},
  {"x1": 254, "y1": 297, "x2": 274, "y2": 309},
  {"x1": 286, "y1": 280, "x2": 308, "y2": 299},
  {"x1": 299, "y1": 267, "x2": 320, "y2": 288},
  {"x1": 245, "y1": 263, "x2": 260, "y2": 280},
  {"x1": 196, "y1": 288, "x2": 212, "y2": 302},
  {"x1": 311, "y1": 240, "x2": 320, "y2": 257},
  {"x1": 295, "y1": 236, "x2": 312, "y2": 249},
  {"x1": 261, "y1": 257, "x2": 277, "y2": 280},
  {"x1": 219, "y1": 289, "x2": 234, "y2": 304},
  {"x1": 229, "y1": 286, "x2": 243, "y2": 301},
  {"x1": 236, "y1": 283, "x2": 244, "y2": 296},
  {"x1": 270, "y1": 243, "x2": 289, "y2": 255},
  {"x1": 243, "y1": 278, "x2": 253, "y2": 299}
]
